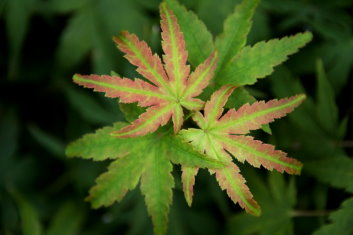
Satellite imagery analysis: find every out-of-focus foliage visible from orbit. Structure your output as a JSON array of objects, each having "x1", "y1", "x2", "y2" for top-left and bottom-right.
[{"x1": 0, "y1": 0, "x2": 352, "y2": 234}]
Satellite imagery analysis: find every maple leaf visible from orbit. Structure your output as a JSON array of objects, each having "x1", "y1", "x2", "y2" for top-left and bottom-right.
[
  {"x1": 66, "y1": 122, "x2": 225, "y2": 235},
  {"x1": 72, "y1": 3, "x2": 218, "y2": 138},
  {"x1": 179, "y1": 85, "x2": 305, "y2": 215},
  {"x1": 66, "y1": 0, "x2": 313, "y2": 233}
]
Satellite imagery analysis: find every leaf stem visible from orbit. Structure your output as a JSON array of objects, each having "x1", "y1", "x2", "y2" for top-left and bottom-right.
[
  {"x1": 336, "y1": 140, "x2": 353, "y2": 148},
  {"x1": 184, "y1": 111, "x2": 195, "y2": 121},
  {"x1": 289, "y1": 210, "x2": 331, "y2": 217}
]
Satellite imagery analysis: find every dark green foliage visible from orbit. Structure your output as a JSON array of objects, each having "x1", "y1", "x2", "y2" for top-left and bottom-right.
[{"x1": 1, "y1": 0, "x2": 352, "y2": 234}]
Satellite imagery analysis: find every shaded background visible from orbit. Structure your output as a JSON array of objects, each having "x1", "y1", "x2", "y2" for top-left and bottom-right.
[{"x1": 1, "y1": 0, "x2": 353, "y2": 234}]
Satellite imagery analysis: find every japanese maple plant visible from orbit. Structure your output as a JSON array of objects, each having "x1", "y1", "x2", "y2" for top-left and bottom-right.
[{"x1": 66, "y1": 0, "x2": 312, "y2": 234}]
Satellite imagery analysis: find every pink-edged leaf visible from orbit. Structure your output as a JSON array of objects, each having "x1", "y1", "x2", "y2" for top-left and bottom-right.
[
  {"x1": 190, "y1": 112, "x2": 207, "y2": 129},
  {"x1": 204, "y1": 85, "x2": 236, "y2": 126},
  {"x1": 73, "y1": 74, "x2": 168, "y2": 107},
  {"x1": 215, "y1": 163, "x2": 261, "y2": 216},
  {"x1": 180, "y1": 98, "x2": 204, "y2": 111},
  {"x1": 179, "y1": 128, "x2": 232, "y2": 163},
  {"x1": 181, "y1": 166, "x2": 199, "y2": 206},
  {"x1": 221, "y1": 135, "x2": 303, "y2": 174},
  {"x1": 112, "y1": 104, "x2": 174, "y2": 138},
  {"x1": 216, "y1": 94, "x2": 306, "y2": 134},
  {"x1": 74, "y1": 5, "x2": 219, "y2": 137},
  {"x1": 160, "y1": 3, "x2": 190, "y2": 96},
  {"x1": 113, "y1": 31, "x2": 171, "y2": 93},
  {"x1": 183, "y1": 52, "x2": 218, "y2": 99},
  {"x1": 172, "y1": 104, "x2": 184, "y2": 133}
]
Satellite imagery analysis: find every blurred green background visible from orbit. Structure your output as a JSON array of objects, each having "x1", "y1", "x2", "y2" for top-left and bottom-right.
[{"x1": 1, "y1": 0, "x2": 352, "y2": 234}]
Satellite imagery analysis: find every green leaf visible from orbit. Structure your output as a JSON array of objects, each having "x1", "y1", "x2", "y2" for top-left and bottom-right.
[
  {"x1": 224, "y1": 87, "x2": 271, "y2": 134},
  {"x1": 55, "y1": 6, "x2": 94, "y2": 70},
  {"x1": 28, "y1": 125, "x2": 65, "y2": 159},
  {"x1": 324, "y1": 40, "x2": 353, "y2": 93},
  {"x1": 140, "y1": 143, "x2": 174, "y2": 235},
  {"x1": 165, "y1": 0, "x2": 214, "y2": 66},
  {"x1": 314, "y1": 197, "x2": 353, "y2": 235},
  {"x1": 226, "y1": 172, "x2": 296, "y2": 235},
  {"x1": 65, "y1": 86, "x2": 118, "y2": 124},
  {"x1": 304, "y1": 155, "x2": 353, "y2": 193},
  {"x1": 12, "y1": 193, "x2": 43, "y2": 235},
  {"x1": 181, "y1": 166, "x2": 198, "y2": 206},
  {"x1": 0, "y1": 111, "x2": 18, "y2": 185},
  {"x1": 66, "y1": 122, "x2": 140, "y2": 161},
  {"x1": 215, "y1": 0, "x2": 259, "y2": 72},
  {"x1": 4, "y1": 0, "x2": 36, "y2": 79},
  {"x1": 47, "y1": 202, "x2": 84, "y2": 235},
  {"x1": 87, "y1": 152, "x2": 146, "y2": 208},
  {"x1": 47, "y1": 0, "x2": 89, "y2": 13},
  {"x1": 67, "y1": 122, "x2": 226, "y2": 234},
  {"x1": 179, "y1": 85, "x2": 303, "y2": 215},
  {"x1": 168, "y1": 135, "x2": 226, "y2": 168},
  {"x1": 315, "y1": 59, "x2": 338, "y2": 134},
  {"x1": 225, "y1": 87, "x2": 256, "y2": 109},
  {"x1": 119, "y1": 103, "x2": 146, "y2": 122},
  {"x1": 217, "y1": 32, "x2": 313, "y2": 86}
]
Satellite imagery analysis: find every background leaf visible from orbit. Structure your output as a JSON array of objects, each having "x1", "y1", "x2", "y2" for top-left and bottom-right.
[
  {"x1": 314, "y1": 197, "x2": 353, "y2": 235},
  {"x1": 12, "y1": 192, "x2": 43, "y2": 235},
  {"x1": 1, "y1": 0, "x2": 352, "y2": 234}
]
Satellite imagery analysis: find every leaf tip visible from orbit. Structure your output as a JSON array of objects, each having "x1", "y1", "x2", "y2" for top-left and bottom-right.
[
  {"x1": 302, "y1": 30, "x2": 313, "y2": 42},
  {"x1": 72, "y1": 73, "x2": 82, "y2": 83},
  {"x1": 64, "y1": 144, "x2": 75, "y2": 158},
  {"x1": 294, "y1": 93, "x2": 307, "y2": 106}
]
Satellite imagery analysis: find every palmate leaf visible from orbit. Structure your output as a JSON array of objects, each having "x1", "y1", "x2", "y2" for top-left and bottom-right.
[
  {"x1": 179, "y1": 85, "x2": 304, "y2": 215},
  {"x1": 66, "y1": 0, "x2": 312, "y2": 233},
  {"x1": 215, "y1": 0, "x2": 259, "y2": 73},
  {"x1": 217, "y1": 32, "x2": 312, "y2": 86},
  {"x1": 66, "y1": 122, "x2": 225, "y2": 235},
  {"x1": 73, "y1": 3, "x2": 218, "y2": 138},
  {"x1": 314, "y1": 197, "x2": 353, "y2": 235}
]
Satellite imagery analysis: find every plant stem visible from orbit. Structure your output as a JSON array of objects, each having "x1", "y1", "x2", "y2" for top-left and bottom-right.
[
  {"x1": 289, "y1": 210, "x2": 331, "y2": 217},
  {"x1": 337, "y1": 140, "x2": 353, "y2": 148}
]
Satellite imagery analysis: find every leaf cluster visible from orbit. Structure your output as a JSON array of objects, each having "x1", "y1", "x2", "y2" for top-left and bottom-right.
[{"x1": 1, "y1": 0, "x2": 352, "y2": 234}]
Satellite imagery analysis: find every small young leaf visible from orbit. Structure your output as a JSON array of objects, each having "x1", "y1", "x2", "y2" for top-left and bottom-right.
[
  {"x1": 217, "y1": 32, "x2": 313, "y2": 86},
  {"x1": 179, "y1": 85, "x2": 304, "y2": 212}
]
